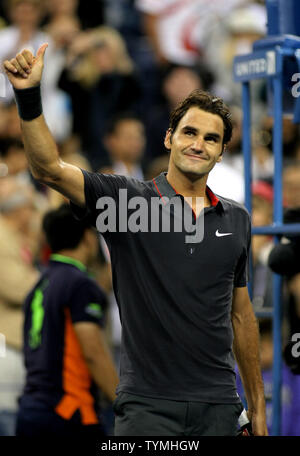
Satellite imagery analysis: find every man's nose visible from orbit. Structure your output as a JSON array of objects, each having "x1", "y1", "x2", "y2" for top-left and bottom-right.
[{"x1": 191, "y1": 136, "x2": 205, "y2": 151}]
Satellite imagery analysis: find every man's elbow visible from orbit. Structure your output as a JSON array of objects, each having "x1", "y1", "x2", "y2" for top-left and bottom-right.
[{"x1": 31, "y1": 162, "x2": 63, "y2": 186}]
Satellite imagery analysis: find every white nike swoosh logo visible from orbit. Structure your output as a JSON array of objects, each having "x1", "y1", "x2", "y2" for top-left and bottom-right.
[{"x1": 215, "y1": 230, "x2": 233, "y2": 237}]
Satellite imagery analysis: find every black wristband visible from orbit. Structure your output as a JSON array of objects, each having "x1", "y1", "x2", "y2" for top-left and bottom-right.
[{"x1": 13, "y1": 85, "x2": 43, "y2": 121}]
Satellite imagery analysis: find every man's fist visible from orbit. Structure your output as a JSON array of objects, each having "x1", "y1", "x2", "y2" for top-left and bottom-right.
[{"x1": 3, "y1": 43, "x2": 48, "y2": 90}]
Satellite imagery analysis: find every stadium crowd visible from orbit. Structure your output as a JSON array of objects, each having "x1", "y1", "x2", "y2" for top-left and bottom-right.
[{"x1": 0, "y1": 0, "x2": 300, "y2": 436}]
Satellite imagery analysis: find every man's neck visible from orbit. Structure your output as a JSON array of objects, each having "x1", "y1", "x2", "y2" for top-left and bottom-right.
[
  {"x1": 55, "y1": 249, "x2": 88, "y2": 268},
  {"x1": 166, "y1": 166, "x2": 211, "y2": 208}
]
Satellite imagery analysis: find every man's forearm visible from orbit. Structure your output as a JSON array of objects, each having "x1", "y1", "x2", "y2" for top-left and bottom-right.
[
  {"x1": 85, "y1": 352, "x2": 119, "y2": 402},
  {"x1": 232, "y1": 310, "x2": 265, "y2": 412},
  {"x1": 21, "y1": 114, "x2": 61, "y2": 182},
  {"x1": 5, "y1": 44, "x2": 85, "y2": 207}
]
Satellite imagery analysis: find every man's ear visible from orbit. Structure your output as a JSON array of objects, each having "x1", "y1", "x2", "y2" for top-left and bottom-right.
[{"x1": 164, "y1": 128, "x2": 172, "y2": 150}]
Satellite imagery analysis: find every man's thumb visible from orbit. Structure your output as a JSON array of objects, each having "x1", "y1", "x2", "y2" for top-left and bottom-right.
[{"x1": 36, "y1": 43, "x2": 48, "y2": 62}]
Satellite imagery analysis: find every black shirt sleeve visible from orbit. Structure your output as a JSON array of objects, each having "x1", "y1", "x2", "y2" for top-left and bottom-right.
[
  {"x1": 234, "y1": 212, "x2": 251, "y2": 288},
  {"x1": 70, "y1": 169, "x2": 129, "y2": 223},
  {"x1": 69, "y1": 278, "x2": 107, "y2": 328}
]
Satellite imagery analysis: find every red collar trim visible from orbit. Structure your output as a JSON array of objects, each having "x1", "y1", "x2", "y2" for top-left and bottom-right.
[
  {"x1": 206, "y1": 186, "x2": 219, "y2": 207},
  {"x1": 170, "y1": 183, "x2": 219, "y2": 208}
]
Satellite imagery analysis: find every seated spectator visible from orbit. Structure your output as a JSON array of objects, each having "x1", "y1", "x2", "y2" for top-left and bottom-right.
[
  {"x1": 58, "y1": 26, "x2": 142, "y2": 169},
  {"x1": 16, "y1": 204, "x2": 119, "y2": 436}
]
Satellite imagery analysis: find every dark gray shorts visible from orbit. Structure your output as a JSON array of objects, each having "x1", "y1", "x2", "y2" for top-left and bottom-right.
[{"x1": 113, "y1": 392, "x2": 244, "y2": 436}]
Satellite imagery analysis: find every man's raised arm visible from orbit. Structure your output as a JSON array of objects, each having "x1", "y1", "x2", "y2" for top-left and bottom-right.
[{"x1": 3, "y1": 44, "x2": 85, "y2": 207}]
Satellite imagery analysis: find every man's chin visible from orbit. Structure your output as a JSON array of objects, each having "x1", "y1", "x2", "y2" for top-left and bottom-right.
[{"x1": 176, "y1": 163, "x2": 209, "y2": 180}]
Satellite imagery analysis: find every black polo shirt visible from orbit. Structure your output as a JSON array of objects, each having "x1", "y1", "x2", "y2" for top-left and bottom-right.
[{"x1": 71, "y1": 171, "x2": 251, "y2": 403}]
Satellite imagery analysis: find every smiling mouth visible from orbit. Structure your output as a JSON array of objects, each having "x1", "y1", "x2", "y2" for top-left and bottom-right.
[{"x1": 184, "y1": 153, "x2": 208, "y2": 161}]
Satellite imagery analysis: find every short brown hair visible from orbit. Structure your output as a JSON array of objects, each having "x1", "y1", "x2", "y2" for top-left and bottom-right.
[{"x1": 169, "y1": 89, "x2": 233, "y2": 146}]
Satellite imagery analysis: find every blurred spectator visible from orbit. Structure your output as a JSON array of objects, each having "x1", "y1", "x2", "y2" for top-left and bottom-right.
[
  {"x1": 45, "y1": 0, "x2": 79, "y2": 27},
  {"x1": 0, "y1": 0, "x2": 49, "y2": 102},
  {"x1": 283, "y1": 161, "x2": 300, "y2": 209},
  {"x1": 0, "y1": 138, "x2": 28, "y2": 177},
  {"x1": 0, "y1": 176, "x2": 40, "y2": 436},
  {"x1": 0, "y1": 0, "x2": 72, "y2": 141},
  {"x1": 212, "y1": 1, "x2": 266, "y2": 102},
  {"x1": 41, "y1": 1, "x2": 83, "y2": 142},
  {"x1": 260, "y1": 117, "x2": 300, "y2": 162},
  {"x1": 282, "y1": 119, "x2": 300, "y2": 160},
  {"x1": 251, "y1": 180, "x2": 274, "y2": 309},
  {"x1": 226, "y1": 105, "x2": 243, "y2": 156},
  {"x1": 5, "y1": 103, "x2": 22, "y2": 140},
  {"x1": 229, "y1": 113, "x2": 274, "y2": 181},
  {"x1": 0, "y1": 137, "x2": 50, "y2": 212},
  {"x1": 135, "y1": 0, "x2": 246, "y2": 66},
  {"x1": 101, "y1": 114, "x2": 146, "y2": 179},
  {"x1": 58, "y1": 26, "x2": 141, "y2": 169},
  {"x1": 236, "y1": 319, "x2": 300, "y2": 435},
  {"x1": 0, "y1": 176, "x2": 41, "y2": 307},
  {"x1": 145, "y1": 63, "x2": 212, "y2": 159},
  {"x1": 16, "y1": 204, "x2": 118, "y2": 436}
]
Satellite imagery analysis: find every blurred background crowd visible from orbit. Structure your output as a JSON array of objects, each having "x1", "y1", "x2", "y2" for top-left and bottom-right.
[{"x1": 1, "y1": 0, "x2": 300, "y2": 436}]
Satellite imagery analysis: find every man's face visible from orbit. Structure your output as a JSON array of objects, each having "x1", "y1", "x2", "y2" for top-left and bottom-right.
[
  {"x1": 11, "y1": 1, "x2": 42, "y2": 28},
  {"x1": 165, "y1": 107, "x2": 224, "y2": 179},
  {"x1": 106, "y1": 120, "x2": 145, "y2": 163}
]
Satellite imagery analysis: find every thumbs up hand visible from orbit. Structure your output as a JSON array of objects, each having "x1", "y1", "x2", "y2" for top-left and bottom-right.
[{"x1": 3, "y1": 43, "x2": 48, "y2": 90}]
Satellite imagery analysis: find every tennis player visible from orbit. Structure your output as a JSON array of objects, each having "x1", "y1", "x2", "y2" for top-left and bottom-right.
[{"x1": 4, "y1": 44, "x2": 268, "y2": 436}]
